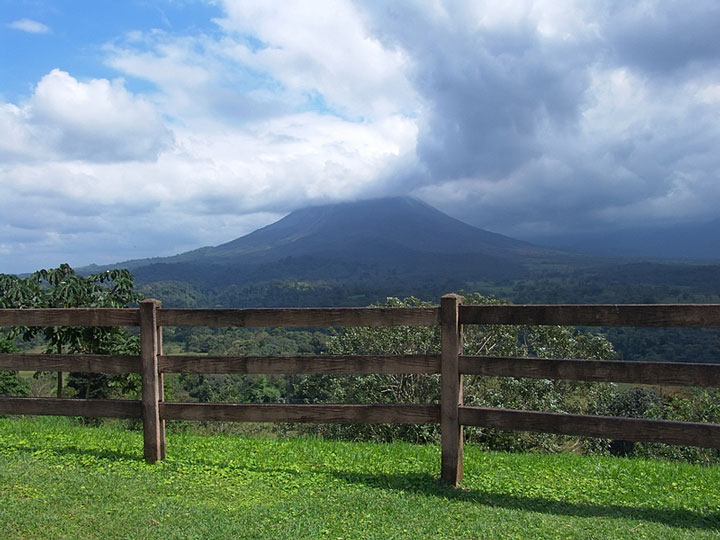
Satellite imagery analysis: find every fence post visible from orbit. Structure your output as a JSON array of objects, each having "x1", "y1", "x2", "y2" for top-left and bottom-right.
[
  {"x1": 140, "y1": 299, "x2": 163, "y2": 463},
  {"x1": 440, "y1": 293, "x2": 463, "y2": 485},
  {"x1": 156, "y1": 321, "x2": 166, "y2": 460}
]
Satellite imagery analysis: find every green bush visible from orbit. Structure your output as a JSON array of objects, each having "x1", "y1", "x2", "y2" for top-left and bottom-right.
[
  {"x1": 0, "y1": 338, "x2": 28, "y2": 397},
  {"x1": 293, "y1": 294, "x2": 619, "y2": 451}
]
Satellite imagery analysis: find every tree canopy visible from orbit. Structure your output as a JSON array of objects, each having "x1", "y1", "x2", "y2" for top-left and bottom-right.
[
  {"x1": 0, "y1": 264, "x2": 143, "y2": 398},
  {"x1": 294, "y1": 293, "x2": 617, "y2": 449}
]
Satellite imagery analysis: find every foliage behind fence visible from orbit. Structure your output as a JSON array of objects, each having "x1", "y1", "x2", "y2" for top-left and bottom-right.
[{"x1": 2, "y1": 297, "x2": 720, "y2": 485}]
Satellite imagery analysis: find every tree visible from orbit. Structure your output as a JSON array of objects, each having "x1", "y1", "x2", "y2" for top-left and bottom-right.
[
  {"x1": 0, "y1": 337, "x2": 29, "y2": 397},
  {"x1": 294, "y1": 293, "x2": 618, "y2": 450},
  {"x1": 177, "y1": 328, "x2": 328, "y2": 405},
  {"x1": 0, "y1": 264, "x2": 143, "y2": 399}
]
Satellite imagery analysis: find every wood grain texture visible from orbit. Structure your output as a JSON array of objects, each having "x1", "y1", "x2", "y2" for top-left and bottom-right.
[
  {"x1": 159, "y1": 354, "x2": 441, "y2": 374},
  {"x1": 458, "y1": 407, "x2": 720, "y2": 448},
  {"x1": 157, "y1": 323, "x2": 166, "y2": 461},
  {"x1": 0, "y1": 353, "x2": 141, "y2": 373},
  {"x1": 458, "y1": 356, "x2": 720, "y2": 387},
  {"x1": 440, "y1": 294, "x2": 463, "y2": 486},
  {"x1": 158, "y1": 307, "x2": 439, "y2": 328},
  {"x1": 459, "y1": 304, "x2": 720, "y2": 327},
  {"x1": 0, "y1": 308, "x2": 139, "y2": 327},
  {"x1": 140, "y1": 299, "x2": 162, "y2": 464},
  {"x1": 160, "y1": 403, "x2": 440, "y2": 424},
  {"x1": 0, "y1": 397, "x2": 141, "y2": 418}
]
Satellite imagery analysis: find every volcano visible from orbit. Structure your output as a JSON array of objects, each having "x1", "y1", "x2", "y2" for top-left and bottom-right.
[{"x1": 94, "y1": 197, "x2": 569, "y2": 287}]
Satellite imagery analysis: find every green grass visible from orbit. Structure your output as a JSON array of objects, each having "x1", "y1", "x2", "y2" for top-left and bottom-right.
[{"x1": 1, "y1": 417, "x2": 718, "y2": 539}]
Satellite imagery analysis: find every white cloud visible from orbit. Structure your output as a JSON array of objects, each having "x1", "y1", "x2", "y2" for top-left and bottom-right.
[
  {"x1": 103, "y1": 0, "x2": 417, "y2": 126},
  {"x1": 8, "y1": 18, "x2": 50, "y2": 34},
  {"x1": 0, "y1": 64, "x2": 417, "y2": 272},
  {"x1": 0, "y1": 103, "x2": 41, "y2": 161},
  {"x1": 3, "y1": 0, "x2": 720, "y2": 272},
  {"x1": 16, "y1": 109, "x2": 413, "y2": 218},
  {"x1": 0, "y1": 70, "x2": 172, "y2": 163},
  {"x1": 215, "y1": 0, "x2": 416, "y2": 120},
  {"x1": 105, "y1": 32, "x2": 215, "y2": 120},
  {"x1": 30, "y1": 69, "x2": 173, "y2": 162}
]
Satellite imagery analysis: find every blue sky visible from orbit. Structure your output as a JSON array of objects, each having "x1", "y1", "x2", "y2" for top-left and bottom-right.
[
  {"x1": 2, "y1": 0, "x2": 720, "y2": 273},
  {"x1": 1, "y1": 1, "x2": 222, "y2": 97}
]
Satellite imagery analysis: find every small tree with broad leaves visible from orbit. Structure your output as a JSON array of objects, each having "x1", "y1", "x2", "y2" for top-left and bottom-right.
[{"x1": 0, "y1": 264, "x2": 143, "y2": 399}]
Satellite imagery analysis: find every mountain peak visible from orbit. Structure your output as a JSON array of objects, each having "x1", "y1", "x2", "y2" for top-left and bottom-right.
[
  {"x1": 96, "y1": 197, "x2": 557, "y2": 284},
  {"x1": 205, "y1": 196, "x2": 538, "y2": 261}
]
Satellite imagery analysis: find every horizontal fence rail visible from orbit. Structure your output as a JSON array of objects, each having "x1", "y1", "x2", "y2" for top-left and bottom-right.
[
  {"x1": 158, "y1": 307, "x2": 440, "y2": 327},
  {"x1": 458, "y1": 407, "x2": 720, "y2": 448},
  {"x1": 0, "y1": 306, "x2": 441, "y2": 328},
  {"x1": 459, "y1": 356, "x2": 720, "y2": 387},
  {"x1": 460, "y1": 304, "x2": 720, "y2": 327},
  {"x1": 1, "y1": 298, "x2": 719, "y2": 486},
  {"x1": 161, "y1": 403, "x2": 440, "y2": 424},
  {"x1": 0, "y1": 353, "x2": 141, "y2": 374},
  {"x1": 0, "y1": 397, "x2": 142, "y2": 418},
  {"x1": 0, "y1": 308, "x2": 140, "y2": 327},
  {"x1": 159, "y1": 354, "x2": 441, "y2": 375}
]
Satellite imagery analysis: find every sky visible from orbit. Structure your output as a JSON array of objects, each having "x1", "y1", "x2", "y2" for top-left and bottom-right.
[{"x1": 1, "y1": 0, "x2": 720, "y2": 273}]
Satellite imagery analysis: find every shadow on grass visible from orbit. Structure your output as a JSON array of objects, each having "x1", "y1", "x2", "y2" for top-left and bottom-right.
[
  {"x1": 330, "y1": 470, "x2": 719, "y2": 531},
  {"x1": 162, "y1": 446, "x2": 720, "y2": 532},
  {"x1": 4, "y1": 441, "x2": 716, "y2": 531}
]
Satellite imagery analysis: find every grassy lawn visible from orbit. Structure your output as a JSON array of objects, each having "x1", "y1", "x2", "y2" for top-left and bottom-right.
[{"x1": 0, "y1": 417, "x2": 718, "y2": 539}]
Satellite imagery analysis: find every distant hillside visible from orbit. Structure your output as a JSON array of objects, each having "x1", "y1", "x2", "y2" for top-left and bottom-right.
[
  {"x1": 76, "y1": 197, "x2": 720, "y2": 365},
  {"x1": 121, "y1": 197, "x2": 552, "y2": 265},
  {"x1": 525, "y1": 219, "x2": 720, "y2": 261},
  {"x1": 187, "y1": 197, "x2": 544, "y2": 260},
  {"x1": 88, "y1": 197, "x2": 575, "y2": 288}
]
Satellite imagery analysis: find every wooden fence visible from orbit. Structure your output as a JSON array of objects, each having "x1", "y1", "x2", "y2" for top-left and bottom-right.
[{"x1": 1, "y1": 296, "x2": 720, "y2": 485}]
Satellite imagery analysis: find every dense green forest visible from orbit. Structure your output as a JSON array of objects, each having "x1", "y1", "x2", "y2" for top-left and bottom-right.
[{"x1": 137, "y1": 258, "x2": 720, "y2": 366}]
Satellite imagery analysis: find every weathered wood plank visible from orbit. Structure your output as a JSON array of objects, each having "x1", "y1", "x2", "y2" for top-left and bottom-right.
[
  {"x1": 140, "y1": 299, "x2": 162, "y2": 464},
  {"x1": 459, "y1": 356, "x2": 720, "y2": 387},
  {"x1": 459, "y1": 304, "x2": 720, "y2": 327},
  {"x1": 156, "y1": 322, "x2": 166, "y2": 460},
  {"x1": 0, "y1": 397, "x2": 141, "y2": 418},
  {"x1": 161, "y1": 403, "x2": 440, "y2": 424},
  {"x1": 440, "y1": 294, "x2": 463, "y2": 486},
  {"x1": 458, "y1": 407, "x2": 720, "y2": 448},
  {"x1": 159, "y1": 354, "x2": 441, "y2": 374},
  {"x1": 0, "y1": 308, "x2": 139, "y2": 327},
  {"x1": 158, "y1": 307, "x2": 439, "y2": 328},
  {"x1": 0, "y1": 353, "x2": 141, "y2": 373}
]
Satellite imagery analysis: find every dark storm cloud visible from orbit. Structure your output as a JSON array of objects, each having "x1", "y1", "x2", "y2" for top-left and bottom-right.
[
  {"x1": 358, "y1": 1, "x2": 720, "y2": 235},
  {"x1": 360, "y1": 2, "x2": 594, "y2": 182},
  {"x1": 605, "y1": 0, "x2": 720, "y2": 74}
]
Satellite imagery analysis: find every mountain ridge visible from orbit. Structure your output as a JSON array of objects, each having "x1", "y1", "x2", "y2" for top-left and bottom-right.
[
  {"x1": 525, "y1": 218, "x2": 720, "y2": 261},
  {"x1": 87, "y1": 197, "x2": 565, "y2": 278},
  {"x1": 163, "y1": 196, "x2": 548, "y2": 262},
  {"x1": 75, "y1": 197, "x2": 720, "y2": 314}
]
